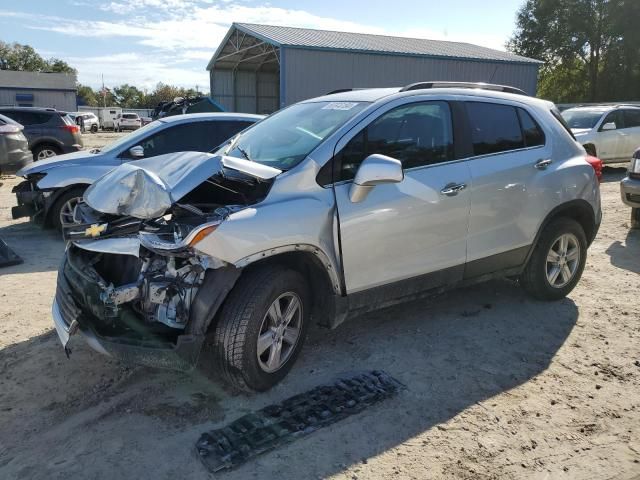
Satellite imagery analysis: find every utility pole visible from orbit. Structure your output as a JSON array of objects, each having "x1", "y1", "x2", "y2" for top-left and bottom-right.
[{"x1": 102, "y1": 74, "x2": 106, "y2": 107}]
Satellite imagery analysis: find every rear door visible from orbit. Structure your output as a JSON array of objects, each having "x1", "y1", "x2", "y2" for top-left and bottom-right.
[
  {"x1": 333, "y1": 99, "x2": 471, "y2": 301},
  {"x1": 464, "y1": 101, "x2": 549, "y2": 276},
  {"x1": 621, "y1": 109, "x2": 640, "y2": 156},
  {"x1": 596, "y1": 110, "x2": 626, "y2": 161}
]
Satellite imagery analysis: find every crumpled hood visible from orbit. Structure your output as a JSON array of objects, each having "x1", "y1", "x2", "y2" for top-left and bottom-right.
[
  {"x1": 84, "y1": 151, "x2": 281, "y2": 219},
  {"x1": 17, "y1": 150, "x2": 111, "y2": 176}
]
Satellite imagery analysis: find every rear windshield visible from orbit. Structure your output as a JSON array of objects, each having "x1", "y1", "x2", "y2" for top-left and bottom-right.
[
  {"x1": 123, "y1": 114, "x2": 138, "y2": 119},
  {"x1": 561, "y1": 109, "x2": 603, "y2": 129}
]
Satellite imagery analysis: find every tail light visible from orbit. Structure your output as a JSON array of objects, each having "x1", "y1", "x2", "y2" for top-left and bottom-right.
[
  {"x1": 585, "y1": 155, "x2": 603, "y2": 183},
  {"x1": 62, "y1": 124, "x2": 80, "y2": 134}
]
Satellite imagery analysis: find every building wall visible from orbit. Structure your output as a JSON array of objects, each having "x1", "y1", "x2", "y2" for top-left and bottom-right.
[
  {"x1": 281, "y1": 48, "x2": 539, "y2": 105},
  {"x1": 210, "y1": 69, "x2": 279, "y2": 114},
  {"x1": 0, "y1": 88, "x2": 77, "y2": 111}
]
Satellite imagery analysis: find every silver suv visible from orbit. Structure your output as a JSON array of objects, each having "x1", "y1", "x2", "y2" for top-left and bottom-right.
[{"x1": 53, "y1": 83, "x2": 601, "y2": 392}]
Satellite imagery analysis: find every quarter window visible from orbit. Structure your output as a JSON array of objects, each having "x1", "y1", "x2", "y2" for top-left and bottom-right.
[
  {"x1": 517, "y1": 108, "x2": 545, "y2": 147},
  {"x1": 338, "y1": 101, "x2": 454, "y2": 181},
  {"x1": 467, "y1": 102, "x2": 524, "y2": 156}
]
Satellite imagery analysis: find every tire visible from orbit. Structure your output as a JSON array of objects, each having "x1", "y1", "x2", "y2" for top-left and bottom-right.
[
  {"x1": 632, "y1": 208, "x2": 640, "y2": 229},
  {"x1": 91, "y1": 124, "x2": 98, "y2": 133},
  {"x1": 210, "y1": 265, "x2": 309, "y2": 392},
  {"x1": 49, "y1": 187, "x2": 86, "y2": 231},
  {"x1": 520, "y1": 217, "x2": 587, "y2": 301},
  {"x1": 32, "y1": 144, "x2": 61, "y2": 161}
]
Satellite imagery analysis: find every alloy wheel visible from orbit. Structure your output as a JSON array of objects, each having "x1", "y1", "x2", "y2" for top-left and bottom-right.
[
  {"x1": 59, "y1": 197, "x2": 81, "y2": 227},
  {"x1": 256, "y1": 292, "x2": 303, "y2": 373},
  {"x1": 545, "y1": 233, "x2": 580, "y2": 288},
  {"x1": 37, "y1": 149, "x2": 57, "y2": 160}
]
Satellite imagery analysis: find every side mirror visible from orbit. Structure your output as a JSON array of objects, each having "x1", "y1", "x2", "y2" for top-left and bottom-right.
[
  {"x1": 349, "y1": 154, "x2": 403, "y2": 203},
  {"x1": 128, "y1": 145, "x2": 144, "y2": 158},
  {"x1": 601, "y1": 122, "x2": 616, "y2": 131}
]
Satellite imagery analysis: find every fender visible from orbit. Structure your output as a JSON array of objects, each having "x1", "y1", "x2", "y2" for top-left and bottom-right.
[{"x1": 524, "y1": 199, "x2": 599, "y2": 266}]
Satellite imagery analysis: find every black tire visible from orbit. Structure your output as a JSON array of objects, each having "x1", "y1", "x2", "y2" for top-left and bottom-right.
[
  {"x1": 32, "y1": 144, "x2": 61, "y2": 161},
  {"x1": 520, "y1": 217, "x2": 587, "y2": 301},
  {"x1": 49, "y1": 187, "x2": 86, "y2": 231},
  {"x1": 210, "y1": 265, "x2": 309, "y2": 392},
  {"x1": 631, "y1": 208, "x2": 640, "y2": 229},
  {"x1": 91, "y1": 124, "x2": 98, "y2": 133}
]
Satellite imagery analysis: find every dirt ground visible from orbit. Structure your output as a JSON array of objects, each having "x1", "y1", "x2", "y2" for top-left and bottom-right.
[{"x1": 0, "y1": 133, "x2": 639, "y2": 479}]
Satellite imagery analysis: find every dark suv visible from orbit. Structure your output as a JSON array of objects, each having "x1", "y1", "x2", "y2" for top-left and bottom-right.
[{"x1": 0, "y1": 107, "x2": 83, "y2": 161}]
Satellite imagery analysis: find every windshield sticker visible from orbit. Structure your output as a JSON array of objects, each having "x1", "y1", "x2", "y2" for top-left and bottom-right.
[{"x1": 322, "y1": 102, "x2": 359, "y2": 111}]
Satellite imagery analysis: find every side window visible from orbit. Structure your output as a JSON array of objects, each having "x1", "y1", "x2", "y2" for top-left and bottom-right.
[
  {"x1": 138, "y1": 124, "x2": 200, "y2": 158},
  {"x1": 517, "y1": 108, "x2": 545, "y2": 147},
  {"x1": 338, "y1": 101, "x2": 454, "y2": 181},
  {"x1": 623, "y1": 110, "x2": 640, "y2": 128},
  {"x1": 206, "y1": 121, "x2": 254, "y2": 150},
  {"x1": 467, "y1": 102, "x2": 524, "y2": 156},
  {"x1": 600, "y1": 111, "x2": 623, "y2": 130}
]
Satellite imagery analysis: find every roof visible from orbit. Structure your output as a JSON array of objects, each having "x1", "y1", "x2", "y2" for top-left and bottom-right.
[
  {"x1": 0, "y1": 70, "x2": 77, "y2": 90},
  {"x1": 208, "y1": 23, "x2": 542, "y2": 70},
  {"x1": 305, "y1": 87, "x2": 554, "y2": 110},
  {"x1": 158, "y1": 112, "x2": 264, "y2": 124}
]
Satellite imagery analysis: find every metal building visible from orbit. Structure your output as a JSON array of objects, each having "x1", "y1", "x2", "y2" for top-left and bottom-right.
[
  {"x1": 207, "y1": 23, "x2": 542, "y2": 114},
  {"x1": 0, "y1": 70, "x2": 77, "y2": 111}
]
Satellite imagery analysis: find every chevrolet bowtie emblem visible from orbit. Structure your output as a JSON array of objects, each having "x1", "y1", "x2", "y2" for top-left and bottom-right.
[{"x1": 85, "y1": 223, "x2": 107, "y2": 237}]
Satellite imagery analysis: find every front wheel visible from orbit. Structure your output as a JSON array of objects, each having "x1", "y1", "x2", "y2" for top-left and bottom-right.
[
  {"x1": 50, "y1": 187, "x2": 86, "y2": 231},
  {"x1": 631, "y1": 208, "x2": 640, "y2": 229},
  {"x1": 520, "y1": 218, "x2": 587, "y2": 300},
  {"x1": 209, "y1": 265, "x2": 309, "y2": 392}
]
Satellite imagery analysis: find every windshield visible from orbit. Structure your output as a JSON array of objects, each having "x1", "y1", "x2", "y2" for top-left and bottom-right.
[
  {"x1": 220, "y1": 101, "x2": 369, "y2": 170},
  {"x1": 99, "y1": 120, "x2": 164, "y2": 154},
  {"x1": 561, "y1": 109, "x2": 604, "y2": 130}
]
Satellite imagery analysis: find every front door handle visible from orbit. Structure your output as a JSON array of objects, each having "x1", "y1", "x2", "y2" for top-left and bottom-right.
[
  {"x1": 535, "y1": 159, "x2": 553, "y2": 170},
  {"x1": 440, "y1": 183, "x2": 467, "y2": 196}
]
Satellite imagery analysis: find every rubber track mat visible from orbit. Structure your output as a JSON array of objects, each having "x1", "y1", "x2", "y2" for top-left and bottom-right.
[{"x1": 196, "y1": 370, "x2": 404, "y2": 473}]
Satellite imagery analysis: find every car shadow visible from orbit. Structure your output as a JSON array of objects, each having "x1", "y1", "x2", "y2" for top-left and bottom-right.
[
  {"x1": 605, "y1": 227, "x2": 640, "y2": 275},
  {"x1": 601, "y1": 165, "x2": 628, "y2": 183},
  {"x1": 0, "y1": 278, "x2": 579, "y2": 479},
  {"x1": 0, "y1": 221, "x2": 64, "y2": 274}
]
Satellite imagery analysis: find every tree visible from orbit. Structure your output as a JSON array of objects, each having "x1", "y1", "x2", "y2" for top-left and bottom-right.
[
  {"x1": 76, "y1": 84, "x2": 99, "y2": 107},
  {"x1": 508, "y1": 0, "x2": 640, "y2": 102},
  {"x1": 0, "y1": 41, "x2": 76, "y2": 74},
  {"x1": 112, "y1": 84, "x2": 145, "y2": 108}
]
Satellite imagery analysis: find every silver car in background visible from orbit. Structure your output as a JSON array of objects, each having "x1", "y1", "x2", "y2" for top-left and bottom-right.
[
  {"x1": 12, "y1": 112, "x2": 263, "y2": 230},
  {"x1": 562, "y1": 105, "x2": 640, "y2": 163},
  {"x1": 0, "y1": 113, "x2": 32, "y2": 174},
  {"x1": 53, "y1": 83, "x2": 601, "y2": 392}
]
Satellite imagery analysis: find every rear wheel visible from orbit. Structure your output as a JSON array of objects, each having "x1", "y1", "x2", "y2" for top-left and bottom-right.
[
  {"x1": 520, "y1": 218, "x2": 587, "y2": 300},
  {"x1": 50, "y1": 187, "x2": 86, "y2": 231},
  {"x1": 91, "y1": 124, "x2": 98, "y2": 133},
  {"x1": 33, "y1": 144, "x2": 60, "y2": 161},
  {"x1": 209, "y1": 265, "x2": 309, "y2": 392},
  {"x1": 632, "y1": 208, "x2": 640, "y2": 229}
]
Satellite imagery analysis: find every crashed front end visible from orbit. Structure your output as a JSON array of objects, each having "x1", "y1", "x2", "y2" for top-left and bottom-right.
[
  {"x1": 52, "y1": 153, "x2": 278, "y2": 370},
  {"x1": 12, "y1": 173, "x2": 51, "y2": 221}
]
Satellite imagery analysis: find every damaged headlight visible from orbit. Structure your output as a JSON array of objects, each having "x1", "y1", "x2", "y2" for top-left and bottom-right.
[{"x1": 139, "y1": 221, "x2": 219, "y2": 254}]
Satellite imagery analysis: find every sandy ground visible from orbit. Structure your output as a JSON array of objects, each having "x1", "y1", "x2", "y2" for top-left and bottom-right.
[{"x1": 0, "y1": 134, "x2": 639, "y2": 479}]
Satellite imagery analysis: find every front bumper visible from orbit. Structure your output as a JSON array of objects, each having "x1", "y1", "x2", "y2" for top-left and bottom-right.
[
  {"x1": 53, "y1": 252, "x2": 204, "y2": 370},
  {"x1": 621, "y1": 176, "x2": 640, "y2": 208}
]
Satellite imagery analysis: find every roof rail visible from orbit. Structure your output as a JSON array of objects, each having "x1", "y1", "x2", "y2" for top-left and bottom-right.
[{"x1": 399, "y1": 81, "x2": 527, "y2": 96}]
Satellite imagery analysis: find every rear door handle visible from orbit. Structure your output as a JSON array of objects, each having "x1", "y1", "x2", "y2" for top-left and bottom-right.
[
  {"x1": 440, "y1": 183, "x2": 467, "y2": 196},
  {"x1": 535, "y1": 159, "x2": 553, "y2": 170}
]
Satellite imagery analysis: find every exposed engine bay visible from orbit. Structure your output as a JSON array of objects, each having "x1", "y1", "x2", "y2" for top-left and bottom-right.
[{"x1": 60, "y1": 156, "x2": 277, "y2": 342}]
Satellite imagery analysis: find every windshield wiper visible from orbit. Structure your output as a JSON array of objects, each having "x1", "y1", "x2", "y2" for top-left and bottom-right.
[
  {"x1": 90, "y1": 148, "x2": 101, "y2": 154},
  {"x1": 236, "y1": 145, "x2": 252, "y2": 162}
]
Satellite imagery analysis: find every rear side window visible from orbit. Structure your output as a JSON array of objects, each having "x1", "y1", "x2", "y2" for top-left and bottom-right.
[
  {"x1": 467, "y1": 102, "x2": 524, "y2": 156},
  {"x1": 623, "y1": 109, "x2": 640, "y2": 128},
  {"x1": 517, "y1": 108, "x2": 545, "y2": 147}
]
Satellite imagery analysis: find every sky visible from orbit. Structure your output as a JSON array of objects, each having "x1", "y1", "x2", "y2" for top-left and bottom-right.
[{"x1": 0, "y1": 0, "x2": 525, "y2": 90}]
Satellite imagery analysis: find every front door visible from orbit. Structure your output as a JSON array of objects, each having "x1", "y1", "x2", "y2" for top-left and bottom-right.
[
  {"x1": 333, "y1": 100, "x2": 471, "y2": 300},
  {"x1": 597, "y1": 110, "x2": 626, "y2": 161}
]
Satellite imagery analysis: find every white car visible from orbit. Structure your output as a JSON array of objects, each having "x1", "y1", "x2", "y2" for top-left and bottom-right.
[
  {"x1": 114, "y1": 113, "x2": 142, "y2": 132},
  {"x1": 562, "y1": 105, "x2": 640, "y2": 163},
  {"x1": 69, "y1": 112, "x2": 99, "y2": 133}
]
